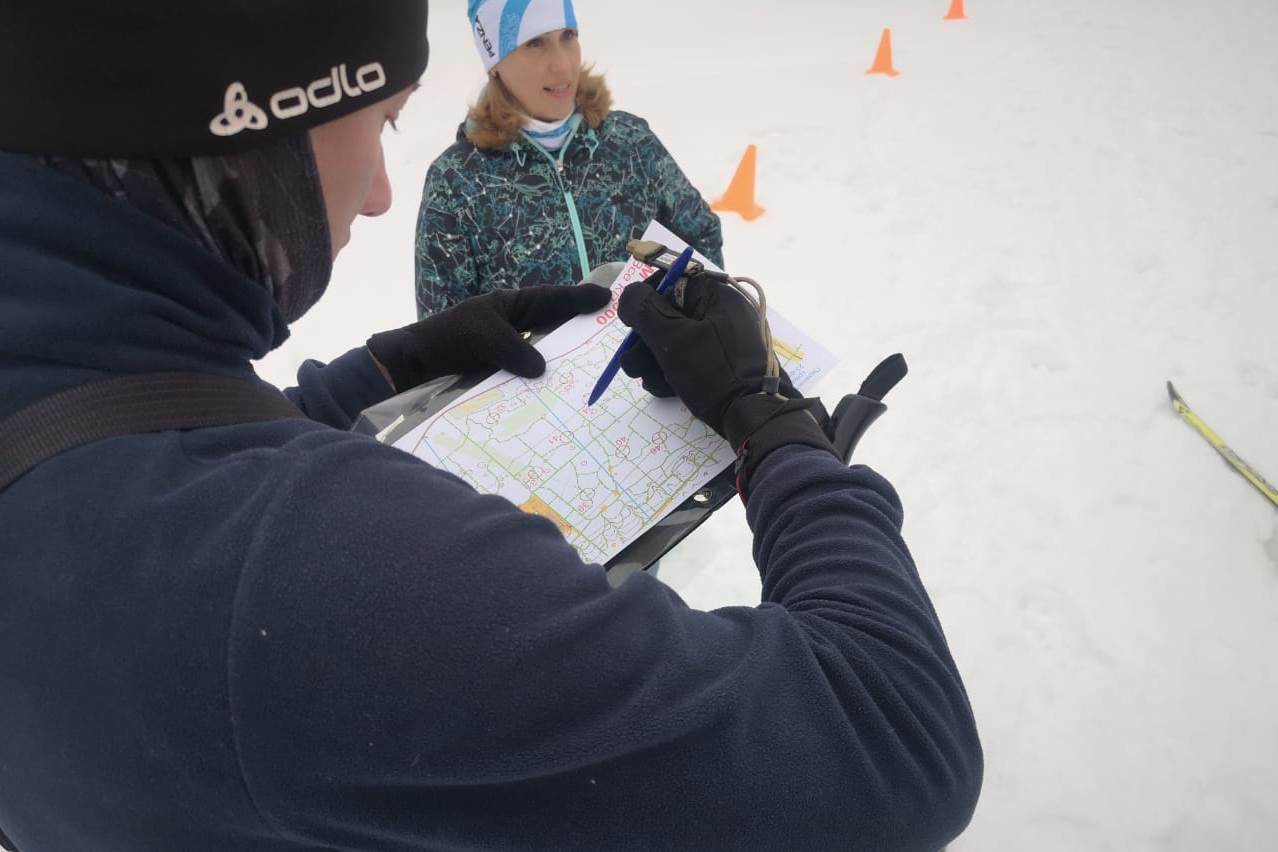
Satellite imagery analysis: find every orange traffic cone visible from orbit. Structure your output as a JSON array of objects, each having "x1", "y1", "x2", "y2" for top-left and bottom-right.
[
  {"x1": 711, "y1": 145, "x2": 766, "y2": 221},
  {"x1": 865, "y1": 28, "x2": 900, "y2": 77},
  {"x1": 944, "y1": 0, "x2": 967, "y2": 20}
]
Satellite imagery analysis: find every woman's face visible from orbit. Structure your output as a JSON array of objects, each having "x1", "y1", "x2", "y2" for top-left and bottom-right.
[
  {"x1": 309, "y1": 85, "x2": 416, "y2": 257},
  {"x1": 493, "y1": 28, "x2": 581, "y2": 122}
]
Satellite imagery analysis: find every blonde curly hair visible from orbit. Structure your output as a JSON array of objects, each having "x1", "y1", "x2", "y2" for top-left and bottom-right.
[{"x1": 465, "y1": 65, "x2": 612, "y2": 151}]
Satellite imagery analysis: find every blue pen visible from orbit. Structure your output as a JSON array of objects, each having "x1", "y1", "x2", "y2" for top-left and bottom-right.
[{"x1": 587, "y1": 245, "x2": 696, "y2": 406}]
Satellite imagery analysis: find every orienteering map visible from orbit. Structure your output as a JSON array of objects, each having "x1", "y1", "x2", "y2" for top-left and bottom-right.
[{"x1": 394, "y1": 223, "x2": 837, "y2": 564}]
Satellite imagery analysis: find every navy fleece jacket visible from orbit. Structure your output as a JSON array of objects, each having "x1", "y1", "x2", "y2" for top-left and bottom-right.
[{"x1": 0, "y1": 152, "x2": 981, "y2": 852}]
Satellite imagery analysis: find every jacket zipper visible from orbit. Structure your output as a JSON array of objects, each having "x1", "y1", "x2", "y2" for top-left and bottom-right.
[{"x1": 524, "y1": 120, "x2": 592, "y2": 281}]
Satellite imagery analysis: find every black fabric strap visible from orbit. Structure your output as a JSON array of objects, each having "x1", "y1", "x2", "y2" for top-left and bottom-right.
[
  {"x1": 858, "y1": 353, "x2": 908, "y2": 402},
  {"x1": 0, "y1": 372, "x2": 306, "y2": 493}
]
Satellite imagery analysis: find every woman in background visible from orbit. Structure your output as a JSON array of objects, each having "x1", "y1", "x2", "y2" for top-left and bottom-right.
[{"x1": 414, "y1": 0, "x2": 723, "y2": 318}]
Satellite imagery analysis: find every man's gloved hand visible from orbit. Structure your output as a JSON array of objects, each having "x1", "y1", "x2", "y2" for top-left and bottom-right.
[
  {"x1": 367, "y1": 284, "x2": 611, "y2": 392},
  {"x1": 618, "y1": 270, "x2": 776, "y2": 437},
  {"x1": 617, "y1": 272, "x2": 838, "y2": 491}
]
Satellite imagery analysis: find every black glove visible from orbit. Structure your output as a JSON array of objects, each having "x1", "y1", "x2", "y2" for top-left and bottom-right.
[
  {"x1": 617, "y1": 271, "x2": 775, "y2": 436},
  {"x1": 367, "y1": 284, "x2": 611, "y2": 391},
  {"x1": 617, "y1": 273, "x2": 837, "y2": 490}
]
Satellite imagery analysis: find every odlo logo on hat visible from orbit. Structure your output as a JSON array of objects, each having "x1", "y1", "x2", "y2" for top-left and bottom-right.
[{"x1": 209, "y1": 62, "x2": 388, "y2": 138}]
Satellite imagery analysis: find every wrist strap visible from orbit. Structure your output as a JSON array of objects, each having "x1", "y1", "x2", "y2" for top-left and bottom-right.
[{"x1": 733, "y1": 405, "x2": 838, "y2": 499}]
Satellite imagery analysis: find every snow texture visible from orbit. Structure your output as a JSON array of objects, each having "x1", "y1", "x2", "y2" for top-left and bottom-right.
[{"x1": 257, "y1": 2, "x2": 1278, "y2": 847}]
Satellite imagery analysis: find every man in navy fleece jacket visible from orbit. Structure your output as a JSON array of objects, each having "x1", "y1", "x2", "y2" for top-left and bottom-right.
[{"x1": 0, "y1": 2, "x2": 981, "y2": 850}]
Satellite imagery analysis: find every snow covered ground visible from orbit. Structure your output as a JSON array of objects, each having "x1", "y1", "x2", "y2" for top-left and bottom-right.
[{"x1": 257, "y1": 1, "x2": 1278, "y2": 847}]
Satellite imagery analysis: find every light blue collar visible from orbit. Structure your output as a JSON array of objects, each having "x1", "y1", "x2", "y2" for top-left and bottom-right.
[{"x1": 522, "y1": 113, "x2": 579, "y2": 152}]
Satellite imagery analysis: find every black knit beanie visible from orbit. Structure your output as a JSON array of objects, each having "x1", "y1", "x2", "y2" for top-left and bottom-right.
[{"x1": 0, "y1": 1, "x2": 430, "y2": 157}]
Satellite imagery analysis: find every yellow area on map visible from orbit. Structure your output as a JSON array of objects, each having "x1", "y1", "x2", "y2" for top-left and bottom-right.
[
  {"x1": 773, "y1": 337, "x2": 804, "y2": 363},
  {"x1": 452, "y1": 388, "x2": 504, "y2": 417},
  {"x1": 519, "y1": 495, "x2": 577, "y2": 537}
]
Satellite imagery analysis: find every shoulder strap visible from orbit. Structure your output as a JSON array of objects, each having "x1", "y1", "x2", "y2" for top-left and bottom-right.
[{"x1": 0, "y1": 372, "x2": 307, "y2": 493}]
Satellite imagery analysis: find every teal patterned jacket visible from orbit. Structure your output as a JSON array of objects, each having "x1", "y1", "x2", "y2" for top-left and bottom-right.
[{"x1": 414, "y1": 111, "x2": 724, "y2": 318}]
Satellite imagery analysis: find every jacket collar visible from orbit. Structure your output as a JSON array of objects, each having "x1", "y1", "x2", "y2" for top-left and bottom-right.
[
  {"x1": 0, "y1": 152, "x2": 288, "y2": 417},
  {"x1": 456, "y1": 119, "x2": 601, "y2": 166}
]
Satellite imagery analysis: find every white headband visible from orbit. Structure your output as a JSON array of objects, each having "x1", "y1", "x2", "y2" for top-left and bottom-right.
[{"x1": 469, "y1": 0, "x2": 578, "y2": 73}]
